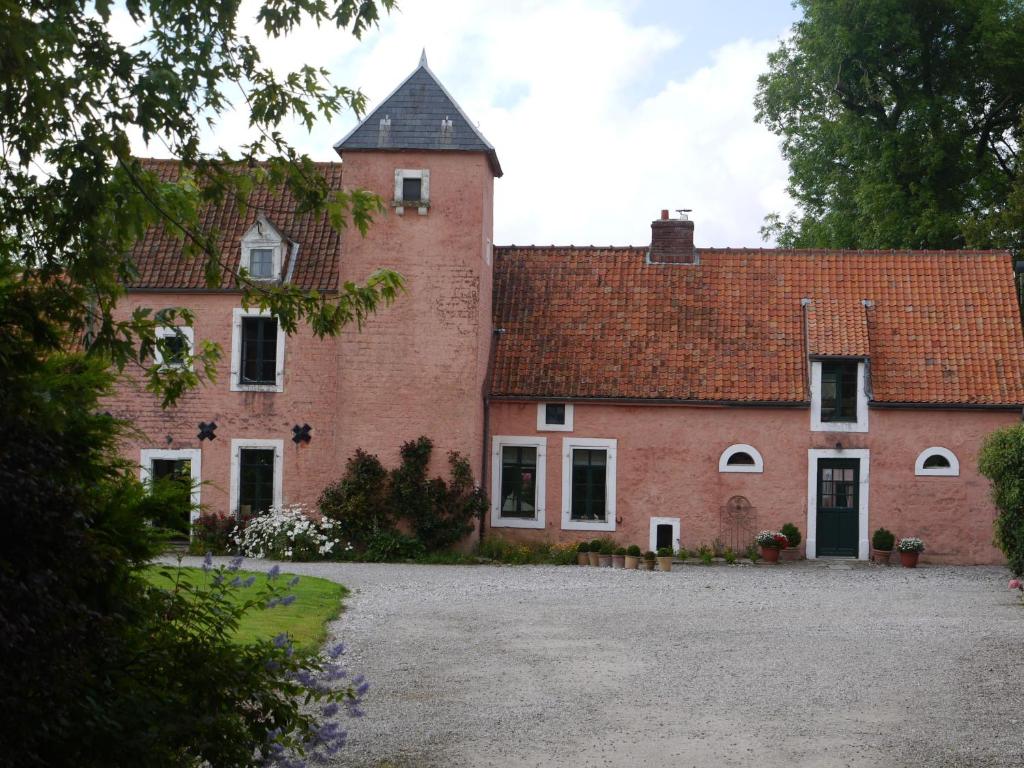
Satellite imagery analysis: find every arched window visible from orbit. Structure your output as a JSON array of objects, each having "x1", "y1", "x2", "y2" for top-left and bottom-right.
[
  {"x1": 914, "y1": 447, "x2": 959, "y2": 477},
  {"x1": 719, "y1": 444, "x2": 764, "y2": 473}
]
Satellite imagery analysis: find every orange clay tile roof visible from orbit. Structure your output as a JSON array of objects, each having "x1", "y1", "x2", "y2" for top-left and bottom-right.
[
  {"x1": 127, "y1": 158, "x2": 341, "y2": 292},
  {"x1": 491, "y1": 247, "x2": 1024, "y2": 406}
]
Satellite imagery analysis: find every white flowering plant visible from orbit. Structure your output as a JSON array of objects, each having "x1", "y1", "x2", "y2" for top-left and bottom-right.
[
  {"x1": 234, "y1": 504, "x2": 352, "y2": 561},
  {"x1": 897, "y1": 537, "x2": 925, "y2": 553},
  {"x1": 755, "y1": 530, "x2": 789, "y2": 549}
]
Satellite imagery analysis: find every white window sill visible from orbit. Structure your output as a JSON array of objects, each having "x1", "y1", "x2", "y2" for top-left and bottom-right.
[
  {"x1": 562, "y1": 517, "x2": 615, "y2": 532},
  {"x1": 491, "y1": 516, "x2": 545, "y2": 530}
]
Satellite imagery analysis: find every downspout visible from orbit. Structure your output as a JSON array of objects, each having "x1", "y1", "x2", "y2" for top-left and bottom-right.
[
  {"x1": 480, "y1": 327, "x2": 505, "y2": 544},
  {"x1": 284, "y1": 240, "x2": 300, "y2": 283}
]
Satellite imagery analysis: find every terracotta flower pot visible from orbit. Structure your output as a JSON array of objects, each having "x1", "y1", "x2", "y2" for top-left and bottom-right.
[
  {"x1": 872, "y1": 548, "x2": 892, "y2": 565},
  {"x1": 761, "y1": 546, "x2": 780, "y2": 563},
  {"x1": 577, "y1": 552, "x2": 589, "y2": 566},
  {"x1": 780, "y1": 547, "x2": 802, "y2": 562},
  {"x1": 588, "y1": 551, "x2": 600, "y2": 566},
  {"x1": 598, "y1": 554, "x2": 612, "y2": 567},
  {"x1": 657, "y1": 556, "x2": 673, "y2": 572},
  {"x1": 899, "y1": 550, "x2": 920, "y2": 568},
  {"x1": 641, "y1": 559, "x2": 654, "y2": 571},
  {"x1": 624, "y1": 555, "x2": 640, "y2": 570},
  {"x1": 612, "y1": 554, "x2": 625, "y2": 569}
]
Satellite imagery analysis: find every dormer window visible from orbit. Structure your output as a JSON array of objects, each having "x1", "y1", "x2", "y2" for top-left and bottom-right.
[
  {"x1": 394, "y1": 169, "x2": 430, "y2": 215},
  {"x1": 240, "y1": 215, "x2": 285, "y2": 281},
  {"x1": 810, "y1": 359, "x2": 869, "y2": 433}
]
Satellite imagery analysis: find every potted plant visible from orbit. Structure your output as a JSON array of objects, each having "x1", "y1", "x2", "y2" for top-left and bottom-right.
[
  {"x1": 642, "y1": 550, "x2": 656, "y2": 571},
  {"x1": 624, "y1": 544, "x2": 641, "y2": 570},
  {"x1": 611, "y1": 546, "x2": 626, "y2": 568},
  {"x1": 598, "y1": 539, "x2": 614, "y2": 567},
  {"x1": 780, "y1": 522, "x2": 802, "y2": 561},
  {"x1": 588, "y1": 539, "x2": 601, "y2": 567},
  {"x1": 755, "y1": 530, "x2": 787, "y2": 563},
  {"x1": 897, "y1": 537, "x2": 925, "y2": 568},
  {"x1": 656, "y1": 546, "x2": 673, "y2": 572},
  {"x1": 576, "y1": 541, "x2": 590, "y2": 566},
  {"x1": 871, "y1": 527, "x2": 895, "y2": 565}
]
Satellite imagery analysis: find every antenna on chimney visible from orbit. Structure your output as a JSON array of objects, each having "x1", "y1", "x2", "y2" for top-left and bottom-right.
[{"x1": 676, "y1": 208, "x2": 692, "y2": 221}]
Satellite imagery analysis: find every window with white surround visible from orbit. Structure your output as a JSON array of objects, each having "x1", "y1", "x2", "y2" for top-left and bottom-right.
[
  {"x1": 490, "y1": 436, "x2": 546, "y2": 529},
  {"x1": 154, "y1": 325, "x2": 194, "y2": 369},
  {"x1": 240, "y1": 215, "x2": 284, "y2": 281},
  {"x1": 719, "y1": 444, "x2": 764, "y2": 473},
  {"x1": 915, "y1": 447, "x2": 959, "y2": 476},
  {"x1": 394, "y1": 168, "x2": 430, "y2": 215},
  {"x1": 561, "y1": 437, "x2": 617, "y2": 532},
  {"x1": 140, "y1": 448, "x2": 202, "y2": 524},
  {"x1": 810, "y1": 359, "x2": 869, "y2": 432},
  {"x1": 230, "y1": 438, "x2": 283, "y2": 517},
  {"x1": 230, "y1": 308, "x2": 285, "y2": 391},
  {"x1": 537, "y1": 402, "x2": 574, "y2": 431}
]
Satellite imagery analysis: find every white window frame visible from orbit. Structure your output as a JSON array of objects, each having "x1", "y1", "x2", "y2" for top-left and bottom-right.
[
  {"x1": 154, "y1": 325, "x2": 194, "y2": 370},
  {"x1": 140, "y1": 448, "x2": 202, "y2": 524},
  {"x1": 914, "y1": 447, "x2": 959, "y2": 477},
  {"x1": 240, "y1": 215, "x2": 284, "y2": 281},
  {"x1": 810, "y1": 360, "x2": 869, "y2": 433},
  {"x1": 230, "y1": 308, "x2": 286, "y2": 392},
  {"x1": 537, "y1": 402, "x2": 574, "y2": 432},
  {"x1": 229, "y1": 438, "x2": 284, "y2": 517},
  {"x1": 718, "y1": 443, "x2": 764, "y2": 473},
  {"x1": 490, "y1": 436, "x2": 546, "y2": 530},
  {"x1": 806, "y1": 448, "x2": 870, "y2": 561},
  {"x1": 649, "y1": 516, "x2": 681, "y2": 554},
  {"x1": 394, "y1": 168, "x2": 430, "y2": 216},
  {"x1": 561, "y1": 437, "x2": 617, "y2": 532}
]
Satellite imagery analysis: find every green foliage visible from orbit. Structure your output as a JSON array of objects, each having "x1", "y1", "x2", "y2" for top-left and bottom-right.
[
  {"x1": 189, "y1": 514, "x2": 239, "y2": 555},
  {"x1": 590, "y1": 538, "x2": 604, "y2": 551},
  {"x1": 723, "y1": 547, "x2": 737, "y2": 565},
  {"x1": 698, "y1": 545, "x2": 714, "y2": 565},
  {"x1": 364, "y1": 531, "x2": 425, "y2": 562},
  {"x1": 745, "y1": 544, "x2": 761, "y2": 562},
  {"x1": 614, "y1": 546, "x2": 627, "y2": 556},
  {"x1": 626, "y1": 544, "x2": 642, "y2": 557},
  {"x1": 872, "y1": 527, "x2": 896, "y2": 551},
  {"x1": 598, "y1": 540, "x2": 616, "y2": 555},
  {"x1": 644, "y1": 550, "x2": 656, "y2": 560},
  {"x1": 980, "y1": 425, "x2": 1024, "y2": 577},
  {"x1": 657, "y1": 547, "x2": 673, "y2": 558},
  {"x1": 319, "y1": 449, "x2": 393, "y2": 551},
  {"x1": 577, "y1": 541, "x2": 591, "y2": 553},
  {"x1": 756, "y1": 0, "x2": 1024, "y2": 253},
  {"x1": 476, "y1": 537, "x2": 577, "y2": 565},
  {"x1": 781, "y1": 522, "x2": 802, "y2": 548}
]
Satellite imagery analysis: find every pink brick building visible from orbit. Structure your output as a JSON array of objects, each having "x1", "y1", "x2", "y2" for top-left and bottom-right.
[{"x1": 114, "y1": 56, "x2": 1024, "y2": 564}]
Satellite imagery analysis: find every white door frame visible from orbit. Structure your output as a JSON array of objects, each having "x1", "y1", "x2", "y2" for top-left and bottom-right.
[
  {"x1": 806, "y1": 448, "x2": 869, "y2": 560},
  {"x1": 649, "y1": 517, "x2": 681, "y2": 554}
]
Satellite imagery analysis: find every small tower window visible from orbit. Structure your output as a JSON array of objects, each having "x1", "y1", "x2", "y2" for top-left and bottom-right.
[
  {"x1": 249, "y1": 248, "x2": 274, "y2": 278},
  {"x1": 402, "y1": 176, "x2": 422, "y2": 203},
  {"x1": 394, "y1": 169, "x2": 430, "y2": 215}
]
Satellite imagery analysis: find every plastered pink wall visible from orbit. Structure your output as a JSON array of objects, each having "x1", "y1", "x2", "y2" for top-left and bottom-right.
[
  {"x1": 110, "y1": 292, "x2": 343, "y2": 516},
  {"x1": 336, "y1": 150, "x2": 494, "y2": 478},
  {"x1": 488, "y1": 401, "x2": 1015, "y2": 564}
]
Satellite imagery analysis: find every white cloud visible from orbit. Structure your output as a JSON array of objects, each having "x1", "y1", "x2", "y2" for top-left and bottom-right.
[{"x1": 125, "y1": 0, "x2": 793, "y2": 246}]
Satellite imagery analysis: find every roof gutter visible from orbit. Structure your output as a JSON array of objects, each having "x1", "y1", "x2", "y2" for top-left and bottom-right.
[
  {"x1": 488, "y1": 395, "x2": 809, "y2": 408},
  {"x1": 869, "y1": 401, "x2": 1023, "y2": 411}
]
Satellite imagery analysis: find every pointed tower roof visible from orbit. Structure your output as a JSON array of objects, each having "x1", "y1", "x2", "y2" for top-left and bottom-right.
[{"x1": 334, "y1": 53, "x2": 502, "y2": 177}]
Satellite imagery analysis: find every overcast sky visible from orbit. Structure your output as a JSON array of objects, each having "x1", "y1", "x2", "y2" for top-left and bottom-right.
[{"x1": 127, "y1": 0, "x2": 801, "y2": 247}]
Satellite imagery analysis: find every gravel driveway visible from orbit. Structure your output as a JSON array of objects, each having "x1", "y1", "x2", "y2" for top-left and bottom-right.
[{"x1": 185, "y1": 558, "x2": 1024, "y2": 767}]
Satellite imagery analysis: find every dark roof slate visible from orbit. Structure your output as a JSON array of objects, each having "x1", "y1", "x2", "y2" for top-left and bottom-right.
[{"x1": 334, "y1": 58, "x2": 502, "y2": 177}]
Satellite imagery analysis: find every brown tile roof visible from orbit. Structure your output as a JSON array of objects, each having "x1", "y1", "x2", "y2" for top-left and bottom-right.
[
  {"x1": 491, "y1": 247, "x2": 1024, "y2": 406},
  {"x1": 127, "y1": 158, "x2": 341, "y2": 292}
]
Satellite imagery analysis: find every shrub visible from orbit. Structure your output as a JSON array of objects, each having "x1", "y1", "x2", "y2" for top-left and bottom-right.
[
  {"x1": 190, "y1": 514, "x2": 240, "y2": 555},
  {"x1": 657, "y1": 547, "x2": 672, "y2": 557},
  {"x1": 897, "y1": 537, "x2": 925, "y2": 553},
  {"x1": 598, "y1": 539, "x2": 615, "y2": 555},
  {"x1": 872, "y1": 527, "x2": 895, "y2": 551},
  {"x1": 644, "y1": 550, "x2": 656, "y2": 561},
  {"x1": 614, "y1": 546, "x2": 627, "y2": 556},
  {"x1": 780, "y1": 522, "x2": 802, "y2": 548},
  {"x1": 364, "y1": 530, "x2": 424, "y2": 562},
  {"x1": 756, "y1": 530, "x2": 788, "y2": 549},
  {"x1": 590, "y1": 538, "x2": 603, "y2": 552},
  {"x1": 626, "y1": 544, "x2": 642, "y2": 557},
  {"x1": 319, "y1": 449, "x2": 393, "y2": 552},
  {"x1": 476, "y1": 536, "x2": 575, "y2": 565},
  {"x1": 745, "y1": 543, "x2": 761, "y2": 562},
  {"x1": 723, "y1": 547, "x2": 737, "y2": 564},
  {"x1": 697, "y1": 543, "x2": 713, "y2": 559},
  {"x1": 699, "y1": 548, "x2": 714, "y2": 565},
  {"x1": 577, "y1": 541, "x2": 590, "y2": 553},
  {"x1": 979, "y1": 425, "x2": 1024, "y2": 576},
  {"x1": 234, "y1": 505, "x2": 349, "y2": 561}
]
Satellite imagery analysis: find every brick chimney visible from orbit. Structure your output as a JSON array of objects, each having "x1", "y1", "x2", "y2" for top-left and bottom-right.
[{"x1": 649, "y1": 209, "x2": 696, "y2": 264}]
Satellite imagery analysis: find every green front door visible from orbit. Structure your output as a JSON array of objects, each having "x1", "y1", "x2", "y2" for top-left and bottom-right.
[{"x1": 816, "y1": 459, "x2": 859, "y2": 557}]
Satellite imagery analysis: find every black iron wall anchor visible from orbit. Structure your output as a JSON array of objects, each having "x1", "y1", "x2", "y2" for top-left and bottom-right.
[
  {"x1": 292, "y1": 424, "x2": 312, "y2": 444},
  {"x1": 197, "y1": 421, "x2": 217, "y2": 441}
]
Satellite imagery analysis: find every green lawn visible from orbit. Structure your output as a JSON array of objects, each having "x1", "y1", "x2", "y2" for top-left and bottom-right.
[{"x1": 142, "y1": 565, "x2": 347, "y2": 653}]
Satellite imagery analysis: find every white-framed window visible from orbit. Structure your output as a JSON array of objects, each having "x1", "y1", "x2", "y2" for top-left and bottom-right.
[
  {"x1": 154, "y1": 325, "x2": 194, "y2": 370},
  {"x1": 240, "y1": 215, "x2": 284, "y2": 281},
  {"x1": 229, "y1": 438, "x2": 283, "y2": 518},
  {"x1": 914, "y1": 447, "x2": 959, "y2": 477},
  {"x1": 490, "y1": 436, "x2": 546, "y2": 530},
  {"x1": 561, "y1": 437, "x2": 617, "y2": 532},
  {"x1": 810, "y1": 359, "x2": 869, "y2": 433},
  {"x1": 230, "y1": 308, "x2": 285, "y2": 392},
  {"x1": 537, "y1": 402, "x2": 574, "y2": 432},
  {"x1": 140, "y1": 448, "x2": 202, "y2": 524},
  {"x1": 394, "y1": 168, "x2": 430, "y2": 215},
  {"x1": 718, "y1": 443, "x2": 764, "y2": 473}
]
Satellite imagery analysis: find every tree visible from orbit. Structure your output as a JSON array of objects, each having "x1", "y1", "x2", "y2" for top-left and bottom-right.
[
  {"x1": 0, "y1": 1, "x2": 399, "y2": 764},
  {"x1": 756, "y1": 0, "x2": 1024, "y2": 252},
  {"x1": 979, "y1": 425, "x2": 1024, "y2": 577}
]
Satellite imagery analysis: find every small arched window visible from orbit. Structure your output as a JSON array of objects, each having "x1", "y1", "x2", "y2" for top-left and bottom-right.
[
  {"x1": 719, "y1": 444, "x2": 764, "y2": 473},
  {"x1": 914, "y1": 447, "x2": 959, "y2": 477}
]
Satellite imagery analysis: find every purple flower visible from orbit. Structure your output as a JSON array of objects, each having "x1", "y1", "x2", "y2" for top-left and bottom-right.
[
  {"x1": 280, "y1": 594, "x2": 296, "y2": 606},
  {"x1": 228, "y1": 555, "x2": 244, "y2": 572},
  {"x1": 288, "y1": 575, "x2": 301, "y2": 587},
  {"x1": 229, "y1": 576, "x2": 242, "y2": 588},
  {"x1": 322, "y1": 702, "x2": 339, "y2": 718},
  {"x1": 242, "y1": 575, "x2": 256, "y2": 588},
  {"x1": 327, "y1": 642, "x2": 346, "y2": 659},
  {"x1": 202, "y1": 551, "x2": 213, "y2": 571},
  {"x1": 267, "y1": 564, "x2": 281, "y2": 580},
  {"x1": 273, "y1": 633, "x2": 289, "y2": 648}
]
